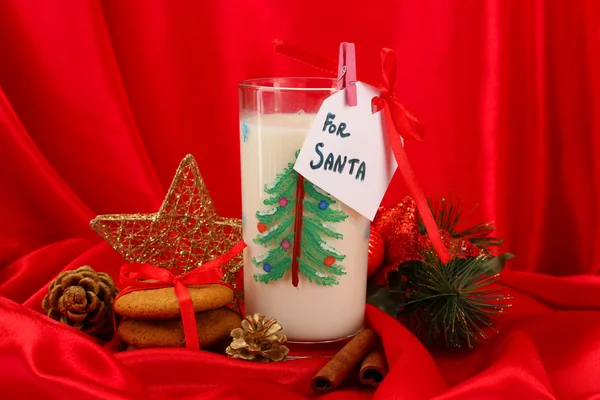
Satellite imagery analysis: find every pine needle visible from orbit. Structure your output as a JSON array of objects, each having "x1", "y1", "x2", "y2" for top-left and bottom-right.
[
  {"x1": 421, "y1": 196, "x2": 504, "y2": 253},
  {"x1": 399, "y1": 256, "x2": 510, "y2": 349}
]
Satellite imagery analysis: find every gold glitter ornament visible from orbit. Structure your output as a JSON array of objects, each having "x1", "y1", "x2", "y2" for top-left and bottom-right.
[
  {"x1": 90, "y1": 154, "x2": 242, "y2": 280},
  {"x1": 226, "y1": 313, "x2": 289, "y2": 362}
]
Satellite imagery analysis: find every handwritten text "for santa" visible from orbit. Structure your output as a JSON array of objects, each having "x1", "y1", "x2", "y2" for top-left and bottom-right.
[{"x1": 309, "y1": 113, "x2": 367, "y2": 181}]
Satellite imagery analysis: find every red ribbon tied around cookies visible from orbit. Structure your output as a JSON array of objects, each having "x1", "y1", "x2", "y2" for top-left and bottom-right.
[
  {"x1": 118, "y1": 240, "x2": 247, "y2": 350},
  {"x1": 274, "y1": 41, "x2": 450, "y2": 263}
]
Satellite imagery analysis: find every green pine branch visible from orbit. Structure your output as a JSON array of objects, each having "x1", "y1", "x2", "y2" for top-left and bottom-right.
[
  {"x1": 254, "y1": 257, "x2": 292, "y2": 284},
  {"x1": 252, "y1": 246, "x2": 287, "y2": 267},
  {"x1": 263, "y1": 196, "x2": 293, "y2": 206},
  {"x1": 367, "y1": 254, "x2": 512, "y2": 350},
  {"x1": 304, "y1": 180, "x2": 336, "y2": 204},
  {"x1": 298, "y1": 259, "x2": 340, "y2": 286},
  {"x1": 263, "y1": 175, "x2": 296, "y2": 206},
  {"x1": 256, "y1": 202, "x2": 296, "y2": 225},
  {"x1": 253, "y1": 216, "x2": 295, "y2": 245},
  {"x1": 300, "y1": 247, "x2": 346, "y2": 276},
  {"x1": 303, "y1": 217, "x2": 343, "y2": 240},
  {"x1": 301, "y1": 228, "x2": 345, "y2": 262},
  {"x1": 419, "y1": 196, "x2": 503, "y2": 253},
  {"x1": 264, "y1": 162, "x2": 297, "y2": 196},
  {"x1": 293, "y1": 180, "x2": 348, "y2": 286},
  {"x1": 304, "y1": 201, "x2": 347, "y2": 222}
]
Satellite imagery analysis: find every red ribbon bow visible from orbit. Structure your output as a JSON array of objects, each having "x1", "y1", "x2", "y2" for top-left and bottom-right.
[
  {"x1": 374, "y1": 49, "x2": 450, "y2": 263},
  {"x1": 274, "y1": 41, "x2": 450, "y2": 264},
  {"x1": 372, "y1": 48, "x2": 424, "y2": 142},
  {"x1": 117, "y1": 240, "x2": 247, "y2": 350}
]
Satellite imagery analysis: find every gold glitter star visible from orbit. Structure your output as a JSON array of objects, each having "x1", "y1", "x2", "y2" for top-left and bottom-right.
[{"x1": 90, "y1": 154, "x2": 242, "y2": 281}]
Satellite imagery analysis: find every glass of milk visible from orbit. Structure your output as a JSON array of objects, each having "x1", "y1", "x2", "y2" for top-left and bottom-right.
[{"x1": 238, "y1": 78, "x2": 369, "y2": 342}]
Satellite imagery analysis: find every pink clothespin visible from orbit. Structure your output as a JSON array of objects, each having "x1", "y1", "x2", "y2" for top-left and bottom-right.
[{"x1": 336, "y1": 42, "x2": 357, "y2": 107}]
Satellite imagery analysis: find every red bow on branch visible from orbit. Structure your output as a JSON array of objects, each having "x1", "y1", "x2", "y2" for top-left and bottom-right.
[{"x1": 117, "y1": 240, "x2": 246, "y2": 350}]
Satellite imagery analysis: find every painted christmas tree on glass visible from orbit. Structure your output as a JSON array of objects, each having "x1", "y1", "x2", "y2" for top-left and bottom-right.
[{"x1": 253, "y1": 152, "x2": 348, "y2": 287}]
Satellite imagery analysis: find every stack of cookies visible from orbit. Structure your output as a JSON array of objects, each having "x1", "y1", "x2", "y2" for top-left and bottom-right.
[{"x1": 114, "y1": 284, "x2": 242, "y2": 349}]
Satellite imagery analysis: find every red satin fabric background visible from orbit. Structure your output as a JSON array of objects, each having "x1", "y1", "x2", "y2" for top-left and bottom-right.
[{"x1": 0, "y1": 1, "x2": 599, "y2": 399}]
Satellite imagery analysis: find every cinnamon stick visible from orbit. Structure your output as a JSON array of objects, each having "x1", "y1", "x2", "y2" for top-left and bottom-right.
[
  {"x1": 359, "y1": 346, "x2": 388, "y2": 388},
  {"x1": 310, "y1": 329, "x2": 377, "y2": 393}
]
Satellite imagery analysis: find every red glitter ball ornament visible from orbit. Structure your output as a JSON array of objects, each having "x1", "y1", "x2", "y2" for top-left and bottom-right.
[
  {"x1": 450, "y1": 237, "x2": 483, "y2": 258},
  {"x1": 372, "y1": 197, "x2": 421, "y2": 286},
  {"x1": 373, "y1": 233, "x2": 421, "y2": 286},
  {"x1": 417, "y1": 229, "x2": 453, "y2": 255},
  {"x1": 372, "y1": 197, "x2": 419, "y2": 242},
  {"x1": 417, "y1": 231, "x2": 483, "y2": 259},
  {"x1": 372, "y1": 195, "x2": 496, "y2": 288}
]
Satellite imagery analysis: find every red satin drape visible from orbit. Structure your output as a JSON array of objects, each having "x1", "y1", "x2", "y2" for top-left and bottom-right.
[{"x1": 0, "y1": 1, "x2": 599, "y2": 399}]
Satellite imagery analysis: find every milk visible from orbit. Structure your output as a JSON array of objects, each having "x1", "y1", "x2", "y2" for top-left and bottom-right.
[{"x1": 240, "y1": 113, "x2": 369, "y2": 342}]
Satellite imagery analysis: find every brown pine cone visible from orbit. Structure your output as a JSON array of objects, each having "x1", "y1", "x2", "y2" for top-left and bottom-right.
[{"x1": 41, "y1": 265, "x2": 118, "y2": 338}]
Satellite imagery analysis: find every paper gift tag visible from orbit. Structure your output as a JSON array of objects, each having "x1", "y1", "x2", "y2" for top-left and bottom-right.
[{"x1": 294, "y1": 82, "x2": 397, "y2": 221}]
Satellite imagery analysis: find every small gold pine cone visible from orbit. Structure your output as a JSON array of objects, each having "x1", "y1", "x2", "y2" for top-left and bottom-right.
[
  {"x1": 41, "y1": 265, "x2": 118, "y2": 338},
  {"x1": 226, "y1": 313, "x2": 289, "y2": 362}
]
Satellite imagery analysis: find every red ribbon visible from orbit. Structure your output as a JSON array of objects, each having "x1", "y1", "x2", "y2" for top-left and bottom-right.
[
  {"x1": 116, "y1": 239, "x2": 247, "y2": 350},
  {"x1": 372, "y1": 48, "x2": 424, "y2": 142},
  {"x1": 373, "y1": 49, "x2": 450, "y2": 263},
  {"x1": 274, "y1": 41, "x2": 450, "y2": 264}
]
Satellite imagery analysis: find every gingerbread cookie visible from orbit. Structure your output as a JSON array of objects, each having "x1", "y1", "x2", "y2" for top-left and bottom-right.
[
  {"x1": 117, "y1": 307, "x2": 242, "y2": 349},
  {"x1": 114, "y1": 284, "x2": 233, "y2": 319}
]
